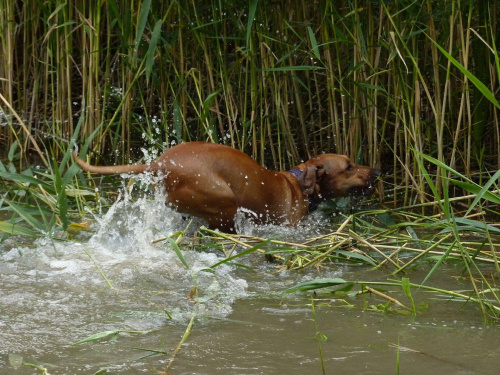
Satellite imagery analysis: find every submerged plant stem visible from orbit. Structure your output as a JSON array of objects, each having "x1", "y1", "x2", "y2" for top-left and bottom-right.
[
  {"x1": 83, "y1": 248, "x2": 114, "y2": 289},
  {"x1": 162, "y1": 313, "x2": 195, "y2": 374}
]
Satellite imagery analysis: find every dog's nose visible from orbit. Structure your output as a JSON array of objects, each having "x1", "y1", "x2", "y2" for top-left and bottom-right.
[{"x1": 371, "y1": 169, "x2": 381, "y2": 179}]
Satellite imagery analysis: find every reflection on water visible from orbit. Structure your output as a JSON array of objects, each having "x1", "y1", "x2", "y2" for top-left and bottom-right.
[{"x1": 0, "y1": 192, "x2": 499, "y2": 374}]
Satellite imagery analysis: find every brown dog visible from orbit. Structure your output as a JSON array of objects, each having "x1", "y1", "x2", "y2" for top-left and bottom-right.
[{"x1": 73, "y1": 142, "x2": 380, "y2": 232}]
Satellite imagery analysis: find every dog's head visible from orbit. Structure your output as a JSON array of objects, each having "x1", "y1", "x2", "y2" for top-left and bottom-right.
[{"x1": 296, "y1": 154, "x2": 380, "y2": 199}]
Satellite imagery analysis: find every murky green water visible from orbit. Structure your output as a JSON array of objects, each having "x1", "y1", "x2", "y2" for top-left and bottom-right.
[{"x1": 1, "y1": 194, "x2": 498, "y2": 374}]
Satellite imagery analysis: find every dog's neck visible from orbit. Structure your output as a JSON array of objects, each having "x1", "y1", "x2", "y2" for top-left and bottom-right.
[{"x1": 288, "y1": 168, "x2": 318, "y2": 212}]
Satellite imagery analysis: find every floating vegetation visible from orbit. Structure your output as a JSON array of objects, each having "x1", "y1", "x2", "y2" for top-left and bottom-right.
[{"x1": 1, "y1": 0, "x2": 500, "y2": 334}]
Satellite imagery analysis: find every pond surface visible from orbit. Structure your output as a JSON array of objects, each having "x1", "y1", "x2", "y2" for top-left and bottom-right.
[{"x1": 0, "y1": 193, "x2": 499, "y2": 374}]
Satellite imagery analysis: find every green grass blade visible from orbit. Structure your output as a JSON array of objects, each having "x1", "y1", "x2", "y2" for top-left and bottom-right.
[
  {"x1": 333, "y1": 250, "x2": 377, "y2": 266},
  {"x1": 53, "y1": 159, "x2": 68, "y2": 230},
  {"x1": 62, "y1": 164, "x2": 82, "y2": 188},
  {"x1": 107, "y1": 0, "x2": 123, "y2": 30},
  {"x1": 426, "y1": 33, "x2": 500, "y2": 110},
  {"x1": 284, "y1": 278, "x2": 347, "y2": 293},
  {"x1": 462, "y1": 170, "x2": 500, "y2": 216},
  {"x1": 0, "y1": 221, "x2": 40, "y2": 237},
  {"x1": 72, "y1": 330, "x2": 121, "y2": 346},
  {"x1": 173, "y1": 99, "x2": 183, "y2": 143},
  {"x1": 134, "y1": 0, "x2": 152, "y2": 59},
  {"x1": 416, "y1": 150, "x2": 500, "y2": 208},
  {"x1": 0, "y1": 171, "x2": 54, "y2": 192},
  {"x1": 146, "y1": 20, "x2": 163, "y2": 83},
  {"x1": 420, "y1": 241, "x2": 456, "y2": 287},
  {"x1": 8, "y1": 140, "x2": 18, "y2": 162},
  {"x1": 308, "y1": 26, "x2": 320, "y2": 60},
  {"x1": 354, "y1": 82, "x2": 388, "y2": 94},
  {"x1": 412, "y1": 150, "x2": 443, "y2": 211},
  {"x1": 262, "y1": 66, "x2": 325, "y2": 72},
  {"x1": 246, "y1": 0, "x2": 258, "y2": 47},
  {"x1": 62, "y1": 112, "x2": 84, "y2": 169},
  {"x1": 448, "y1": 179, "x2": 500, "y2": 204},
  {"x1": 210, "y1": 239, "x2": 270, "y2": 269},
  {"x1": 167, "y1": 237, "x2": 189, "y2": 269},
  {"x1": 401, "y1": 277, "x2": 416, "y2": 315},
  {"x1": 433, "y1": 217, "x2": 500, "y2": 234},
  {"x1": 5, "y1": 200, "x2": 46, "y2": 233},
  {"x1": 415, "y1": 150, "x2": 468, "y2": 180}
]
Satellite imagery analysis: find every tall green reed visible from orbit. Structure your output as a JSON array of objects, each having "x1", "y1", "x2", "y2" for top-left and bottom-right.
[{"x1": 1, "y1": 0, "x2": 499, "y2": 204}]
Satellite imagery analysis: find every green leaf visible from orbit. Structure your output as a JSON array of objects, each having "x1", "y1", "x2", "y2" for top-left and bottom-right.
[
  {"x1": 0, "y1": 221, "x2": 40, "y2": 237},
  {"x1": 72, "y1": 330, "x2": 121, "y2": 346},
  {"x1": 107, "y1": 0, "x2": 122, "y2": 31},
  {"x1": 146, "y1": 20, "x2": 163, "y2": 83},
  {"x1": 53, "y1": 159, "x2": 68, "y2": 230},
  {"x1": 202, "y1": 90, "x2": 221, "y2": 119},
  {"x1": 5, "y1": 200, "x2": 46, "y2": 232},
  {"x1": 246, "y1": 0, "x2": 258, "y2": 47},
  {"x1": 354, "y1": 82, "x2": 388, "y2": 93},
  {"x1": 48, "y1": 2, "x2": 67, "y2": 21},
  {"x1": 167, "y1": 237, "x2": 189, "y2": 269},
  {"x1": 291, "y1": 74, "x2": 311, "y2": 93},
  {"x1": 210, "y1": 240, "x2": 270, "y2": 269},
  {"x1": 450, "y1": 180, "x2": 500, "y2": 205},
  {"x1": 412, "y1": 150, "x2": 443, "y2": 211},
  {"x1": 133, "y1": 0, "x2": 152, "y2": 59},
  {"x1": 8, "y1": 141, "x2": 18, "y2": 162},
  {"x1": 420, "y1": 242, "x2": 456, "y2": 286},
  {"x1": 263, "y1": 65, "x2": 325, "y2": 72},
  {"x1": 454, "y1": 170, "x2": 500, "y2": 212},
  {"x1": 308, "y1": 26, "x2": 320, "y2": 60},
  {"x1": 62, "y1": 163, "x2": 83, "y2": 188},
  {"x1": 433, "y1": 217, "x2": 500, "y2": 234},
  {"x1": 426, "y1": 33, "x2": 500, "y2": 109},
  {"x1": 414, "y1": 150, "x2": 468, "y2": 180},
  {"x1": 284, "y1": 278, "x2": 347, "y2": 293},
  {"x1": 334, "y1": 250, "x2": 377, "y2": 266},
  {"x1": 401, "y1": 277, "x2": 416, "y2": 315},
  {"x1": 0, "y1": 171, "x2": 54, "y2": 191},
  {"x1": 173, "y1": 99, "x2": 183, "y2": 144},
  {"x1": 64, "y1": 187, "x2": 95, "y2": 197},
  {"x1": 415, "y1": 150, "x2": 500, "y2": 213}
]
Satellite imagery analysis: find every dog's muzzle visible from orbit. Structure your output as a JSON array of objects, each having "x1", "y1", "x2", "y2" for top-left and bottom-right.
[{"x1": 349, "y1": 169, "x2": 381, "y2": 196}]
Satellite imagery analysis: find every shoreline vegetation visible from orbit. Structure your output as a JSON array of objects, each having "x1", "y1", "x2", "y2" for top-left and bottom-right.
[{"x1": 1, "y1": 1, "x2": 500, "y2": 321}]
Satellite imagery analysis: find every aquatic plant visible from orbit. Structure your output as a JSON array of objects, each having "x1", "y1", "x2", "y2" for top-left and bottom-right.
[
  {"x1": 1, "y1": 0, "x2": 499, "y2": 327},
  {"x1": 1, "y1": 1, "x2": 498, "y2": 198}
]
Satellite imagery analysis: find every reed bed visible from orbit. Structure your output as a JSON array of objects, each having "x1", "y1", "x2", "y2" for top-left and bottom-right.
[
  {"x1": 194, "y1": 214, "x2": 500, "y2": 272},
  {"x1": 1, "y1": 1, "x2": 500, "y2": 320},
  {"x1": 1, "y1": 1, "x2": 499, "y2": 195},
  {"x1": 190, "y1": 203, "x2": 500, "y2": 320}
]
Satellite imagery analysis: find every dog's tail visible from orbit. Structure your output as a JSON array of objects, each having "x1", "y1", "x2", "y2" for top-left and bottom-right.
[{"x1": 72, "y1": 152, "x2": 150, "y2": 175}]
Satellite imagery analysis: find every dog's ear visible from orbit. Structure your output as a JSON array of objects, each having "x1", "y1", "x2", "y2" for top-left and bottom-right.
[
  {"x1": 299, "y1": 165, "x2": 324, "y2": 195},
  {"x1": 315, "y1": 164, "x2": 325, "y2": 179}
]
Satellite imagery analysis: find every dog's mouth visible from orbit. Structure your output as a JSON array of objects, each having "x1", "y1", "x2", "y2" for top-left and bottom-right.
[
  {"x1": 348, "y1": 170, "x2": 380, "y2": 197},
  {"x1": 349, "y1": 184, "x2": 376, "y2": 197}
]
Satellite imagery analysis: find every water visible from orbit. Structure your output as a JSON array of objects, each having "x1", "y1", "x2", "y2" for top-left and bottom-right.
[{"x1": 0, "y1": 191, "x2": 499, "y2": 374}]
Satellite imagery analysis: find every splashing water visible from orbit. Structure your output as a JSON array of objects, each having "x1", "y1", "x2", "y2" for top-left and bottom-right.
[
  {"x1": 0, "y1": 188, "x2": 250, "y2": 356},
  {"x1": 0, "y1": 171, "x2": 346, "y2": 375}
]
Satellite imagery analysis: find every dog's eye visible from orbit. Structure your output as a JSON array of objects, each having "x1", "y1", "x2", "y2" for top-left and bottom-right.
[{"x1": 346, "y1": 164, "x2": 354, "y2": 172}]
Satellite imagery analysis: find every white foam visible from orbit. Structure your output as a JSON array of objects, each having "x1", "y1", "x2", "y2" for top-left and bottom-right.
[{"x1": 0, "y1": 189, "x2": 252, "y2": 354}]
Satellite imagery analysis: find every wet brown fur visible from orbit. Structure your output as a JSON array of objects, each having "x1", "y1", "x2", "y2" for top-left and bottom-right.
[{"x1": 73, "y1": 142, "x2": 380, "y2": 232}]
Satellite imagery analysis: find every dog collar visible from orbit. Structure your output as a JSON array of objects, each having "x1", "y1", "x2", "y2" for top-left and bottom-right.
[
  {"x1": 288, "y1": 168, "x2": 302, "y2": 179},
  {"x1": 288, "y1": 168, "x2": 318, "y2": 213}
]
